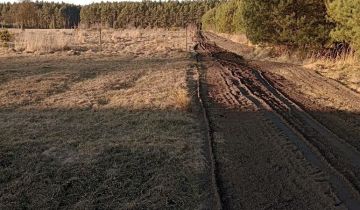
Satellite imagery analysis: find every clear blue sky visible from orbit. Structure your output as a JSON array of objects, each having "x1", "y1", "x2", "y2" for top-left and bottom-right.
[{"x1": 0, "y1": 0, "x2": 137, "y2": 5}]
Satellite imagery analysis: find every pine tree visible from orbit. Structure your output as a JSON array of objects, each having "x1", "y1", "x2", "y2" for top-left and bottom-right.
[
  {"x1": 202, "y1": 0, "x2": 244, "y2": 34},
  {"x1": 232, "y1": 1, "x2": 245, "y2": 33},
  {"x1": 214, "y1": 1, "x2": 237, "y2": 33},
  {"x1": 202, "y1": 8, "x2": 216, "y2": 31},
  {"x1": 327, "y1": 0, "x2": 360, "y2": 55},
  {"x1": 0, "y1": 1, "x2": 218, "y2": 29},
  {"x1": 242, "y1": 0, "x2": 333, "y2": 49}
]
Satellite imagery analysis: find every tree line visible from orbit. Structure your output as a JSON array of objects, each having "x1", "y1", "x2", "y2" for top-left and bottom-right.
[
  {"x1": 202, "y1": 0, "x2": 360, "y2": 56},
  {"x1": 80, "y1": 1, "x2": 218, "y2": 28},
  {"x1": 0, "y1": 1, "x2": 80, "y2": 29},
  {"x1": 0, "y1": 0, "x2": 218, "y2": 29}
]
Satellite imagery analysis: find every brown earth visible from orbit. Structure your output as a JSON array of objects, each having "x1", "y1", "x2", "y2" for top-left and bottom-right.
[{"x1": 196, "y1": 32, "x2": 360, "y2": 209}]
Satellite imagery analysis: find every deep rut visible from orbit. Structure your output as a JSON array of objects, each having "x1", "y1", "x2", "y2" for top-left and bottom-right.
[{"x1": 197, "y1": 33, "x2": 360, "y2": 209}]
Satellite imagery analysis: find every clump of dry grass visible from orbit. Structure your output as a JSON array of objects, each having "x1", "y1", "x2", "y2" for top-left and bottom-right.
[
  {"x1": 112, "y1": 29, "x2": 143, "y2": 40},
  {"x1": 172, "y1": 88, "x2": 191, "y2": 111},
  {"x1": 306, "y1": 51, "x2": 359, "y2": 66},
  {"x1": 15, "y1": 30, "x2": 72, "y2": 52},
  {"x1": 74, "y1": 30, "x2": 88, "y2": 44},
  {"x1": 304, "y1": 53, "x2": 360, "y2": 92},
  {"x1": 213, "y1": 31, "x2": 251, "y2": 45}
]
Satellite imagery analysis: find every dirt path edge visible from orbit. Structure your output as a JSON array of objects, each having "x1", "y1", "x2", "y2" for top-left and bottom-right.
[{"x1": 193, "y1": 45, "x2": 223, "y2": 210}]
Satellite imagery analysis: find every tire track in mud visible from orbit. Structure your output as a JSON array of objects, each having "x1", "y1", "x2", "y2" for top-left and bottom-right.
[
  {"x1": 197, "y1": 32, "x2": 360, "y2": 209},
  {"x1": 197, "y1": 53, "x2": 337, "y2": 209}
]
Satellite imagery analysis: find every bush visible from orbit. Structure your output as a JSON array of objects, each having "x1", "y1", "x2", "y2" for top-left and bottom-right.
[
  {"x1": 327, "y1": 0, "x2": 360, "y2": 55},
  {"x1": 242, "y1": 0, "x2": 333, "y2": 49},
  {"x1": 0, "y1": 30, "x2": 12, "y2": 42}
]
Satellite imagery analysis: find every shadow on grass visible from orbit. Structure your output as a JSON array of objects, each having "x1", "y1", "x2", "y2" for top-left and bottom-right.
[
  {"x1": 0, "y1": 107, "x2": 207, "y2": 209},
  {"x1": 0, "y1": 56, "x2": 188, "y2": 86},
  {"x1": 0, "y1": 55, "x2": 210, "y2": 209}
]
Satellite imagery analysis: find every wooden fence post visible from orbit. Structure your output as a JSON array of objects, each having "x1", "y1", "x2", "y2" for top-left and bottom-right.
[
  {"x1": 185, "y1": 24, "x2": 188, "y2": 51},
  {"x1": 98, "y1": 23, "x2": 102, "y2": 51}
]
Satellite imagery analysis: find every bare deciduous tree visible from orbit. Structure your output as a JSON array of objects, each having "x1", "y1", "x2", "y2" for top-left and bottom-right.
[{"x1": 17, "y1": 0, "x2": 37, "y2": 29}]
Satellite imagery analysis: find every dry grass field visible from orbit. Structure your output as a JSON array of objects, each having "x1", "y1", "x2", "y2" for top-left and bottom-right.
[
  {"x1": 0, "y1": 29, "x2": 210, "y2": 209},
  {"x1": 1, "y1": 28, "x2": 190, "y2": 56}
]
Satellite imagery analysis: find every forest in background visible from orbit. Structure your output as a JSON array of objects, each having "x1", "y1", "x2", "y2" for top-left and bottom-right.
[
  {"x1": 1, "y1": 0, "x2": 359, "y2": 56},
  {"x1": 202, "y1": 0, "x2": 360, "y2": 56},
  {"x1": 0, "y1": 1, "x2": 80, "y2": 29},
  {"x1": 0, "y1": 0, "x2": 218, "y2": 29}
]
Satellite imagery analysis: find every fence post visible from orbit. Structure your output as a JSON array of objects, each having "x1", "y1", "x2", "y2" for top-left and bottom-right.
[
  {"x1": 99, "y1": 24, "x2": 102, "y2": 51},
  {"x1": 185, "y1": 24, "x2": 188, "y2": 51}
]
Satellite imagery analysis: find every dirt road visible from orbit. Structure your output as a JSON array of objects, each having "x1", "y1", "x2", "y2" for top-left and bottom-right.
[{"x1": 196, "y1": 32, "x2": 360, "y2": 209}]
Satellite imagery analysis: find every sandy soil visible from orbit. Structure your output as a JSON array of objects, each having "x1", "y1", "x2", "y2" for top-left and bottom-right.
[{"x1": 197, "y1": 32, "x2": 360, "y2": 209}]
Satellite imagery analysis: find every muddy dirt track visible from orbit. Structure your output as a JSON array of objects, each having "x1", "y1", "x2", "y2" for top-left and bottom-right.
[{"x1": 195, "y1": 32, "x2": 360, "y2": 210}]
